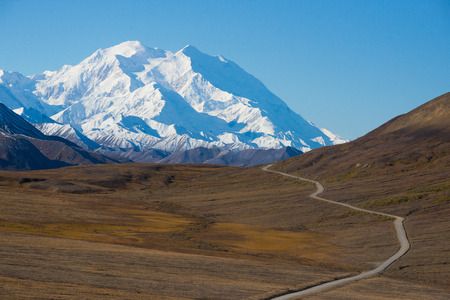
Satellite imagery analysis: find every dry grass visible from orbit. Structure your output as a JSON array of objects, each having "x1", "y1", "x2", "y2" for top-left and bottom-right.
[
  {"x1": 196, "y1": 223, "x2": 334, "y2": 262},
  {"x1": 273, "y1": 94, "x2": 450, "y2": 297},
  {"x1": 0, "y1": 163, "x2": 400, "y2": 299},
  {"x1": 0, "y1": 209, "x2": 192, "y2": 244}
]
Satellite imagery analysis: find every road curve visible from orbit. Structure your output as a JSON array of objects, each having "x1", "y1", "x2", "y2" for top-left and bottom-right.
[{"x1": 262, "y1": 164, "x2": 410, "y2": 299}]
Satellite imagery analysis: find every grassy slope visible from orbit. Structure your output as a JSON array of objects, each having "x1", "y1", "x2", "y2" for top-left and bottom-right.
[
  {"x1": 1, "y1": 94, "x2": 448, "y2": 299},
  {"x1": 274, "y1": 93, "x2": 450, "y2": 298},
  {"x1": 0, "y1": 163, "x2": 400, "y2": 300}
]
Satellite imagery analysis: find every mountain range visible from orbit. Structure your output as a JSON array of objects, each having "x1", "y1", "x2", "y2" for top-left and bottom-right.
[
  {"x1": 0, "y1": 103, "x2": 112, "y2": 170},
  {"x1": 0, "y1": 41, "x2": 345, "y2": 161},
  {"x1": 0, "y1": 102, "x2": 302, "y2": 169}
]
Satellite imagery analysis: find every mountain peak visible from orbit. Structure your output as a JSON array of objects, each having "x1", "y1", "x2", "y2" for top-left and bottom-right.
[
  {"x1": 178, "y1": 45, "x2": 205, "y2": 60},
  {"x1": 120, "y1": 40, "x2": 144, "y2": 47},
  {"x1": 95, "y1": 41, "x2": 168, "y2": 62},
  {"x1": 179, "y1": 45, "x2": 229, "y2": 64},
  {"x1": 102, "y1": 40, "x2": 146, "y2": 57},
  {"x1": 180, "y1": 44, "x2": 200, "y2": 52},
  {"x1": 4, "y1": 42, "x2": 343, "y2": 153}
]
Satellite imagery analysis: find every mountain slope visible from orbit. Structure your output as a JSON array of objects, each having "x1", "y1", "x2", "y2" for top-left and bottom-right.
[
  {"x1": 158, "y1": 146, "x2": 301, "y2": 166},
  {"x1": 1, "y1": 41, "x2": 345, "y2": 153},
  {"x1": 0, "y1": 69, "x2": 56, "y2": 115},
  {"x1": 273, "y1": 92, "x2": 450, "y2": 290},
  {"x1": 276, "y1": 92, "x2": 450, "y2": 177},
  {"x1": 159, "y1": 147, "x2": 223, "y2": 164},
  {"x1": 12, "y1": 106, "x2": 102, "y2": 150},
  {"x1": 206, "y1": 146, "x2": 302, "y2": 167},
  {"x1": 0, "y1": 103, "x2": 48, "y2": 138},
  {"x1": 0, "y1": 103, "x2": 113, "y2": 169},
  {"x1": 0, "y1": 135, "x2": 67, "y2": 170}
]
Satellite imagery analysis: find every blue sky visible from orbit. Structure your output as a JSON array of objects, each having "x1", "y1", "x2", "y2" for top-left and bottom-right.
[{"x1": 0, "y1": 0, "x2": 449, "y2": 139}]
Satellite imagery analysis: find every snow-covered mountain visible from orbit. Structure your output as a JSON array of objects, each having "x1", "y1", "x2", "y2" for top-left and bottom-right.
[
  {"x1": 0, "y1": 103, "x2": 113, "y2": 170},
  {"x1": 1, "y1": 41, "x2": 345, "y2": 153}
]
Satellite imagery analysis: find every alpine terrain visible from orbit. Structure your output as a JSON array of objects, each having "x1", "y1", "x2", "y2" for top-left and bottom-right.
[
  {"x1": 0, "y1": 93, "x2": 448, "y2": 300},
  {"x1": 0, "y1": 41, "x2": 344, "y2": 161},
  {"x1": 0, "y1": 103, "x2": 113, "y2": 170}
]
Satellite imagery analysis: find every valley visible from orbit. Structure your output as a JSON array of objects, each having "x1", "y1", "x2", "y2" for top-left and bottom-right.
[
  {"x1": 0, "y1": 94, "x2": 449, "y2": 299},
  {"x1": 1, "y1": 1, "x2": 449, "y2": 298},
  {"x1": 0, "y1": 163, "x2": 400, "y2": 299}
]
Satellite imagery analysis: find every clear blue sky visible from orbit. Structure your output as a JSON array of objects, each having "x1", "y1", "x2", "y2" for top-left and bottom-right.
[{"x1": 0, "y1": 0, "x2": 449, "y2": 139}]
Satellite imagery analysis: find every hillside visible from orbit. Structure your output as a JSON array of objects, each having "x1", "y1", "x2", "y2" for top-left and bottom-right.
[
  {"x1": 0, "y1": 103, "x2": 113, "y2": 170},
  {"x1": 0, "y1": 94, "x2": 448, "y2": 299},
  {"x1": 0, "y1": 163, "x2": 404, "y2": 299},
  {"x1": 274, "y1": 92, "x2": 450, "y2": 296}
]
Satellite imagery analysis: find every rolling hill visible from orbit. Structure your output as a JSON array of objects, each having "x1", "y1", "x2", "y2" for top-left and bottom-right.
[
  {"x1": 0, "y1": 93, "x2": 448, "y2": 299},
  {"x1": 274, "y1": 92, "x2": 450, "y2": 296}
]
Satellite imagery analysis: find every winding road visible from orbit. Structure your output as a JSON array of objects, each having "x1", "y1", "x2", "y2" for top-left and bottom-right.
[{"x1": 262, "y1": 164, "x2": 410, "y2": 299}]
